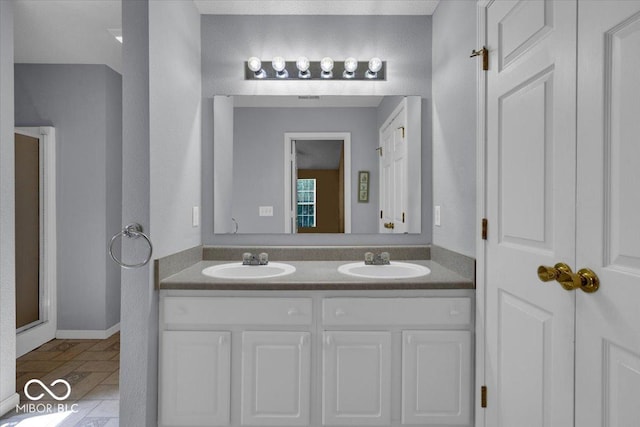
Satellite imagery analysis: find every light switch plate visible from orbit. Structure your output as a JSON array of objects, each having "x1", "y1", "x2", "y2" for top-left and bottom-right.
[
  {"x1": 434, "y1": 205, "x2": 441, "y2": 226},
  {"x1": 259, "y1": 206, "x2": 273, "y2": 217},
  {"x1": 192, "y1": 206, "x2": 199, "y2": 227}
]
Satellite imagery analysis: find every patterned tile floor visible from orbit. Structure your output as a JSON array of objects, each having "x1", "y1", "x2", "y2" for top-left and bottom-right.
[{"x1": 0, "y1": 333, "x2": 120, "y2": 427}]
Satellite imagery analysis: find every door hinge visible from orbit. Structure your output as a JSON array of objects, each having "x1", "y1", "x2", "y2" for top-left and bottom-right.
[
  {"x1": 380, "y1": 210, "x2": 383, "y2": 219},
  {"x1": 481, "y1": 386, "x2": 487, "y2": 408},
  {"x1": 471, "y1": 47, "x2": 489, "y2": 71},
  {"x1": 482, "y1": 218, "x2": 488, "y2": 240},
  {"x1": 397, "y1": 126, "x2": 405, "y2": 138},
  {"x1": 402, "y1": 212, "x2": 405, "y2": 223}
]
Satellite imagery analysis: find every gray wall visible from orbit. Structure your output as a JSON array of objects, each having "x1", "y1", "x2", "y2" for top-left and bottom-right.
[
  {"x1": 231, "y1": 106, "x2": 379, "y2": 234},
  {"x1": 120, "y1": 1, "x2": 202, "y2": 425},
  {"x1": 0, "y1": 0, "x2": 17, "y2": 414},
  {"x1": 432, "y1": 0, "x2": 477, "y2": 257},
  {"x1": 14, "y1": 64, "x2": 122, "y2": 331},
  {"x1": 121, "y1": 0, "x2": 154, "y2": 425},
  {"x1": 201, "y1": 15, "x2": 433, "y2": 245}
]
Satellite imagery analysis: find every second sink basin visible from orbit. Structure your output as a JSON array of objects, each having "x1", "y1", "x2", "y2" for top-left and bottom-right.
[
  {"x1": 202, "y1": 262, "x2": 296, "y2": 279},
  {"x1": 338, "y1": 261, "x2": 431, "y2": 279}
]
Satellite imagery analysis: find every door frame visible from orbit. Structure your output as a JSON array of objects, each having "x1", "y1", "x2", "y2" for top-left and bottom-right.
[
  {"x1": 283, "y1": 132, "x2": 351, "y2": 234},
  {"x1": 475, "y1": 1, "x2": 489, "y2": 427},
  {"x1": 15, "y1": 126, "x2": 57, "y2": 357}
]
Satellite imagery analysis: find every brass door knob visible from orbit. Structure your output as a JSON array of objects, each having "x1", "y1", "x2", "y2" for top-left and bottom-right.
[
  {"x1": 384, "y1": 222, "x2": 395, "y2": 229},
  {"x1": 537, "y1": 263, "x2": 599, "y2": 293}
]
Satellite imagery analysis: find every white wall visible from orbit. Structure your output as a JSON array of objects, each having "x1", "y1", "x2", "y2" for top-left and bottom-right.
[
  {"x1": 432, "y1": 0, "x2": 477, "y2": 257},
  {"x1": 0, "y1": 0, "x2": 18, "y2": 416},
  {"x1": 120, "y1": 1, "x2": 202, "y2": 425},
  {"x1": 150, "y1": 0, "x2": 201, "y2": 258}
]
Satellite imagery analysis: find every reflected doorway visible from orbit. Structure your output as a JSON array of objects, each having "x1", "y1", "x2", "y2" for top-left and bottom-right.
[{"x1": 284, "y1": 132, "x2": 351, "y2": 234}]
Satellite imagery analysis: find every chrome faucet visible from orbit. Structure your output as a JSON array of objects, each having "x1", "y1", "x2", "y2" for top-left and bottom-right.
[
  {"x1": 364, "y1": 251, "x2": 390, "y2": 265},
  {"x1": 242, "y1": 252, "x2": 269, "y2": 265}
]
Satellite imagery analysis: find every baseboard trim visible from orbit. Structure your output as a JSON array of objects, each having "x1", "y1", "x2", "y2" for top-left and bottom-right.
[
  {"x1": 0, "y1": 393, "x2": 20, "y2": 417},
  {"x1": 56, "y1": 322, "x2": 120, "y2": 340}
]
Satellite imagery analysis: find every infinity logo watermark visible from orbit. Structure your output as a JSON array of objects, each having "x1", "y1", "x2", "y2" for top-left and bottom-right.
[
  {"x1": 16, "y1": 379, "x2": 79, "y2": 414},
  {"x1": 24, "y1": 379, "x2": 72, "y2": 401}
]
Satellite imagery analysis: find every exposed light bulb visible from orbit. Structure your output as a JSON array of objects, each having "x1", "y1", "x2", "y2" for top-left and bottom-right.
[
  {"x1": 247, "y1": 56, "x2": 266, "y2": 78},
  {"x1": 343, "y1": 57, "x2": 358, "y2": 79},
  {"x1": 366, "y1": 57, "x2": 382, "y2": 79},
  {"x1": 272, "y1": 56, "x2": 286, "y2": 72},
  {"x1": 344, "y1": 57, "x2": 358, "y2": 73},
  {"x1": 296, "y1": 56, "x2": 311, "y2": 79},
  {"x1": 272, "y1": 56, "x2": 288, "y2": 78},
  {"x1": 368, "y1": 57, "x2": 382, "y2": 72},
  {"x1": 320, "y1": 57, "x2": 334, "y2": 79},
  {"x1": 247, "y1": 56, "x2": 261, "y2": 72}
]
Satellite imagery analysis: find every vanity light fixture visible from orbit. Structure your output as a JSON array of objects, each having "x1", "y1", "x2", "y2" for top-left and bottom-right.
[
  {"x1": 343, "y1": 57, "x2": 358, "y2": 79},
  {"x1": 272, "y1": 56, "x2": 289, "y2": 79},
  {"x1": 366, "y1": 57, "x2": 383, "y2": 79},
  {"x1": 320, "y1": 57, "x2": 334, "y2": 79},
  {"x1": 244, "y1": 56, "x2": 386, "y2": 80},
  {"x1": 296, "y1": 56, "x2": 311, "y2": 79},
  {"x1": 247, "y1": 56, "x2": 266, "y2": 79}
]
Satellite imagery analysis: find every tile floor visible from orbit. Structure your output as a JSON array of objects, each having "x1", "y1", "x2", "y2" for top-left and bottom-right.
[{"x1": 0, "y1": 332, "x2": 120, "y2": 427}]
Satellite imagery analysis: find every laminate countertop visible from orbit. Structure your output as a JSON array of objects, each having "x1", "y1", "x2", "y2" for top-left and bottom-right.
[{"x1": 159, "y1": 260, "x2": 474, "y2": 291}]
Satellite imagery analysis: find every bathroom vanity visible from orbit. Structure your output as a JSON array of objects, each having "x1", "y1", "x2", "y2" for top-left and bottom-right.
[{"x1": 157, "y1": 248, "x2": 474, "y2": 427}]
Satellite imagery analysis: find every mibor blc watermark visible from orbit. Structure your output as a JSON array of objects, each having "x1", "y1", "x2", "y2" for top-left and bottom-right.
[{"x1": 16, "y1": 379, "x2": 79, "y2": 414}]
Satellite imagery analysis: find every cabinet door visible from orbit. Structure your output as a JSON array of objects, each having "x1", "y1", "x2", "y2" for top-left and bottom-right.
[
  {"x1": 402, "y1": 331, "x2": 471, "y2": 425},
  {"x1": 322, "y1": 331, "x2": 392, "y2": 425},
  {"x1": 160, "y1": 331, "x2": 230, "y2": 426},
  {"x1": 241, "y1": 331, "x2": 311, "y2": 426}
]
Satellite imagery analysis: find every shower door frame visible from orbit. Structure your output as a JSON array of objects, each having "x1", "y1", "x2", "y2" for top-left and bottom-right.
[{"x1": 15, "y1": 126, "x2": 57, "y2": 357}]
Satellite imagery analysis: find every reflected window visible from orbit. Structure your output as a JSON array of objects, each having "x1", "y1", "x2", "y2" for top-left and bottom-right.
[{"x1": 297, "y1": 178, "x2": 316, "y2": 228}]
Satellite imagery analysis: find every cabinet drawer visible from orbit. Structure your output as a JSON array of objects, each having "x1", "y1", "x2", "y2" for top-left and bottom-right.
[
  {"x1": 322, "y1": 297, "x2": 471, "y2": 326},
  {"x1": 164, "y1": 297, "x2": 312, "y2": 326}
]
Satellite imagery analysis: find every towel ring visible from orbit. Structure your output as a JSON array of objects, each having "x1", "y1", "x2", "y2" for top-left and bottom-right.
[{"x1": 109, "y1": 223, "x2": 153, "y2": 269}]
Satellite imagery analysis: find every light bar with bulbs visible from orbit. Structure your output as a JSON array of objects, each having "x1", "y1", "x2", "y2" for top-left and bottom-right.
[{"x1": 245, "y1": 57, "x2": 386, "y2": 81}]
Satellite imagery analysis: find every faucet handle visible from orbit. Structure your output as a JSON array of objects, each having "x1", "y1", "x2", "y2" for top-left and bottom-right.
[
  {"x1": 364, "y1": 252, "x2": 374, "y2": 264},
  {"x1": 380, "y1": 252, "x2": 390, "y2": 264},
  {"x1": 259, "y1": 252, "x2": 269, "y2": 265},
  {"x1": 242, "y1": 252, "x2": 253, "y2": 265}
]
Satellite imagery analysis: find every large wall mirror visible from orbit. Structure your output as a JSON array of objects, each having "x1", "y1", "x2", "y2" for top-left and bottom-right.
[{"x1": 213, "y1": 95, "x2": 422, "y2": 235}]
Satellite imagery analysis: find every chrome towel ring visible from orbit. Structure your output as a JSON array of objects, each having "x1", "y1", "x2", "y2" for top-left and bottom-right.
[{"x1": 109, "y1": 223, "x2": 153, "y2": 269}]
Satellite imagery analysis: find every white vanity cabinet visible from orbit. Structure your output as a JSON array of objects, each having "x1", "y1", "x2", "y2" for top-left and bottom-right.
[
  {"x1": 159, "y1": 292, "x2": 473, "y2": 427},
  {"x1": 322, "y1": 297, "x2": 472, "y2": 426},
  {"x1": 241, "y1": 331, "x2": 311, "y2": 426},
  {"x1": 322, "y1": 331, "x2": 392, "y2": 425},
  {"x1": 160, "y1": 296, "x2": 313, "y2": 427},
  {"x1": 161, "y1": 330, "x2": 231, "y2": 426}
]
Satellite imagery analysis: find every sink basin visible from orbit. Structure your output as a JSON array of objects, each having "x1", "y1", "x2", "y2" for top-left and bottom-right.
[
  {"x1": 338, "y1": 261, "x2": 431, "y2": 279},
  {"x1": 202, "y1": 262, "x2": 296, "y2": 279}
]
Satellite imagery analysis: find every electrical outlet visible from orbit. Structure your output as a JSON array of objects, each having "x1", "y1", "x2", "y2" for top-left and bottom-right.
[
  {"x1": 192, "y1": 206, "x2": 200, "y2": 227},
  {"x1": 434, "y1": 205, "x2": 441, "y2": 226},
  {"x1": 259, "y1": 206, "x2": 274, "y2": 217}
]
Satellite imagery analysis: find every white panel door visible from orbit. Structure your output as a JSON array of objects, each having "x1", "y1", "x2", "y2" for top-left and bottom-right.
[
  {"x1": 160, "y1": 331, "x2": 231, "y2": 427},
  {"x1": 485, "y1": 1, "x2": 577, "y2": 426},
  {"x1": 379, "y1": 102, "x2": 407, "y2": 234},
  {"x1": 241, "y1": 331, "x2": 311, "y2": 426},
  {"x1": 575, "y1": 1, "x2": 640, "y2": 426},
  {"x1": 322, "y1": 331, "x2": 392, "y2": 425},
  {"x1": 401, "y1": 330, "x2": 471, "y2": 425}
]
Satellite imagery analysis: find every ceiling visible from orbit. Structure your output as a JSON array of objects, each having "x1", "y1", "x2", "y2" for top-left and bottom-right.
[
  {"x1": 13, "y1": 0, "x2": 439, "y2": 75},
  {"x1": 14, "y1": 0, "x2": 123, "y2": 73}
]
